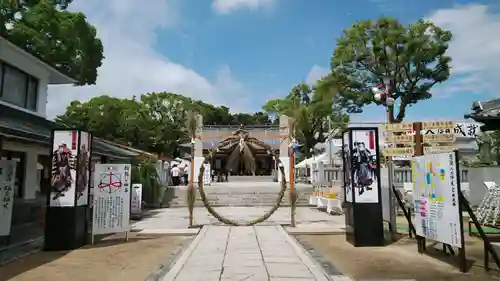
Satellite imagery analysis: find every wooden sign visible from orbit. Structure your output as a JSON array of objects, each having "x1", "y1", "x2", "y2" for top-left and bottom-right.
[
  {"x1": 384, "y1": 135, "x2": 414, "y2": 144},
  {"x1": 422, "y1": 121, "x2": 455, "y2": 130},
  {"x1": 381, "y1": 123, "x2": 414, "y2": 132},
  {"x1": 424, "y1": 146, "x2": 456, "y2": 154},
  {"x1": 382, "y1": 147, "x2": 415, "y2": 156},
  {"x1": 423, "y1": 133, "x2": 456, "y2": 143}
]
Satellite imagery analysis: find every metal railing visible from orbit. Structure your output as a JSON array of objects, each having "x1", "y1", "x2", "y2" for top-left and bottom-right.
[{"x1": 311, "y1": 167, "x2": 469, "y2": 185}]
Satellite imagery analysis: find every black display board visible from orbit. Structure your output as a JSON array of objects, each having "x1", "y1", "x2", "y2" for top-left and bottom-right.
[
  {"x1": 44, "y1": 129, "x2": 92, "y2": 251},
  {"x1": 341, "y1": 127, "x2": 384, "y2": 246}
]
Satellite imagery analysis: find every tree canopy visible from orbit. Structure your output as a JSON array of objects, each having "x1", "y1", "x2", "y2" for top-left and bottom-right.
[
  {"x1": 1, "y1": 0, "x2": 104, "y2": 85},
  {"x1": 55, "y1": 93, "x2": 274, "y2": 157},
  {"x1": 317, "y1": 17, "x2": 452, "y2": 123},
  {"x1": 263, "y1": 83, "x2": 349, "y2": 157}
]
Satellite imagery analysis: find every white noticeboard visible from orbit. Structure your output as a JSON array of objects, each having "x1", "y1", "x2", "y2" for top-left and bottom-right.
[
  {"x1": 203, "y1": 163, "x2": 211, "y2": 185},
  {"x1": 92, "y1": 164, "x2": 131, "y2": 236},
  {"x1": 0, "y1": 160, "x2": 16, "y2": 236},
  {"x1": 130, "y1": 183, "x2": 142, "y2": 217},
  {"x1": 412, "y1": 152, "x2": 462, "y2": 247}
]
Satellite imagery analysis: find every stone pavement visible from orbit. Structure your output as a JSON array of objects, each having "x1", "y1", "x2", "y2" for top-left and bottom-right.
[
  {"x1": 162, "y1": 225, "x2": 341, "y2": 281},
  {"x1": 132, "y1": 207, "x2": 345, "y2": 233}
]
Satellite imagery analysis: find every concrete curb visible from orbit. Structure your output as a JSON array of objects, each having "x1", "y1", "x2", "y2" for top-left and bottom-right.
[
  {"x1": 159, "y1": 226, "x2": 209, "y2": 281},
  {"x1": 276, "y1": 225, "x2": 332, "y2": 281},
  {"x1": 144, "y1": 237, "x2": 194, "y2": 281}
]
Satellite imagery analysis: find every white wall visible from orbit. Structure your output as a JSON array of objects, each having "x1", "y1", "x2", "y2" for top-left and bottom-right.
[
  {"x1": 0, "y1": 39, "x2": 51, "y2": 117},
  {"x1": 4, "y1": 140, "x2": 49, "y2": 200}
]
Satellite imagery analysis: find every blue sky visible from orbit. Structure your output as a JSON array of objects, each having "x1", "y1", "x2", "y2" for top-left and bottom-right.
[{"x1": 49, "y1": 0, "x2": 500, "y2": 123}]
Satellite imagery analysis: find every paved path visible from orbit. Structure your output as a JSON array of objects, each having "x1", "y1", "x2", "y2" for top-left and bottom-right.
[
  {"x1": 132, "y1": 207, "x2": 345, "y2": 233},
  {"x1": 162, "y1": 225, "x2": 339, "y2": 281}
]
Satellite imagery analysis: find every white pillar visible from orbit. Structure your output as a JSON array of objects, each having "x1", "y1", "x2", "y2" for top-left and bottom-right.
[
  {"x1": 23, "y1": 149, "x2": 39, "y2": 200},
  {"x1": 278, "y1": 115, "x2": 291, "y2": 182}
]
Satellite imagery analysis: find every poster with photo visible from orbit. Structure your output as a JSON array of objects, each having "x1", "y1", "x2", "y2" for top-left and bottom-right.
[
  {"x1": 350, "y1": 129, "x2": 380, "y2": 203},
  {"x1": 0, "y1": 160, "x2": 16, "y2": 236},
  {"x1": 50, "y1": 130, "x2": 79, "y2": 207},
  {"x1": 76, "y1": 132, "x2": 92, "y2": 206},
  {"x1": 342, "y1": 132, "x2": 353, "y2": 202}
]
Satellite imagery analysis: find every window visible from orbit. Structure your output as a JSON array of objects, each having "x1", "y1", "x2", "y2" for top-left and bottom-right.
[{"x1": 0, "y1": 62, "x2": 39, "y2": 111}]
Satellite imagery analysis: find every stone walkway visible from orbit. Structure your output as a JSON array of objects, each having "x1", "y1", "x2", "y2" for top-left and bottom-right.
[{"x1": 162, "y1": 225, "x2": 342, "y2": 281}]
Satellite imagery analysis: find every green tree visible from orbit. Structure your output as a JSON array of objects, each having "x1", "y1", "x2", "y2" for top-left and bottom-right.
[
  {"x1": 262, "y1": 83, "x2": 348, "y2": 158},
  {"x1": 319, "y1": 17, "x2": 452, "y2": 123},
  {"x1": 3, "y1": 0, "x2": 103, "y2": 85}
]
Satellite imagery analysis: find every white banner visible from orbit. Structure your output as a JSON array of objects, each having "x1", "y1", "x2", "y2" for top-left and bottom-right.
[
  {"x1": 412, "y1": 152, "x2": 462, "y2": 247},
  {"x1": 130, "y1": 183, "x2": 142, "y2": 216},
  {"x1": 50, "y1": 130, "x2": 79, "y2": 207},
  {"x1": 76, "y1": 131, "x2": 92, "y2": 206},
  {"x1": 0, "y1": 160, "x2": 16, "y2": 236},
  {"x1": 203, "y1": 163, "x2": 211, "y2": 185},
  {"x1": 92, "y1": 164, "x2": 131, "y2": 235},
  {"x1": 351, "y1": 129, "x2": 380, "y2": 203}
]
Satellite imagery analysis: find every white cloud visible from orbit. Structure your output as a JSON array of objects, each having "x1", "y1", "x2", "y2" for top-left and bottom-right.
[
  {"x1": 306, "y1": 65, "x2": 330, "y2": 85},
  {"x1": 47, "y1": 0, "x2": 251, "y2": 119},
  {"x1": 211, "y1": 0, "x2": 275, "y2": 14},
  {"x1": 426, "y1": 4, "x2": 500, "y2": 98}
]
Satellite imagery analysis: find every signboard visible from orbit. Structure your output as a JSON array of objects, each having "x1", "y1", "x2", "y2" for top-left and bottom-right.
[
  {"x1": 423, "y1": 133, "x2": 456, "y2": 143},
  {"x1": 384, "y1": 135, "x2": 414, "y2": 144},
  {"x1": 424, "y1": 146, "x2": 455, "y2": 154},
  {"x1": 92, "y1": 164, "x2": 131, "y2": 235},
  {"x1": 382, "y1": 147, "x2": 415, "y2": 157},
  {"x1": 50, "y1": 130, "x2": 79, "y2": 207},
  {"x1": 424, "y1": 122, "x2": 479, "y2": 138},
  {"x1": 411, "y1": 152, "x2": 462, "y2": 247},
  {"x1": 381, "y1": 123, "x2": 413, "y2": 131},
  {"x1": 130, "y1": 183, "x2": 142, "y2": 217},
  {"x1": 422, "y1": 121, "x2": 455, "y2": 130},
  {"x1": 0, "y1": 160, "x2": 16, "y2": 236},
  {"x1": 351, "y1": 130, "x2": 379, "y2": 203},
  {"x1": 76, "y1": 131, "x2": 92, "y2": 206}
]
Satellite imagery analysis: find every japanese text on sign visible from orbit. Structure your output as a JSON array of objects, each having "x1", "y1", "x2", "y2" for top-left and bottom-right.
[
  {"x1": 424, "y1": 146, "x2": 455, "y2": 154},
  {"x1": 423, "y1": 133, "x2": 456, "y2": 143},
  {"x1": 382, "y1": 147, "x2": 415, "y2": 156},
  {"x1": 381, "y1": 123, "x2": 414, "y2": 132},
  {"x1": 384, "y1": 135, "x2": 414, "y2": 144},
  {"x1": 1, "y1": 165, "x2": 13, "y2": 210},
  {"x1": 422, "y1": 121, "x2": 455, "y2": 130}
]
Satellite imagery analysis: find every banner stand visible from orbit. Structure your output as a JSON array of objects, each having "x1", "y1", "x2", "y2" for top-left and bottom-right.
[
  {"x1": 44, "y1": 129, "x2": 92, "y2": 251},
  {"x1": 342, "y1": 127, "x2": 384, "y2": 247}
]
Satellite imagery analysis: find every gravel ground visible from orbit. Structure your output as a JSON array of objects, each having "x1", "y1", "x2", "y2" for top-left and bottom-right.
[
  {"x1": 297, "y1": 234, "x2": 500, "y2": 281},
  {"x1": 0, "y1": 233, "x2": 192, "y2": 281}
]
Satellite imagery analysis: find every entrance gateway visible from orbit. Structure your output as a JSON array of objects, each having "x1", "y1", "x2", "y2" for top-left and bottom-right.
[{"x1": 182, "y1": 115, "x2": 298, "y2": 226}]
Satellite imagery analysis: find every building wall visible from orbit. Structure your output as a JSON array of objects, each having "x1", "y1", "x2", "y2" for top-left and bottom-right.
[{"x1": 0, "y1": 39, "x2": 51, "y2": 117}]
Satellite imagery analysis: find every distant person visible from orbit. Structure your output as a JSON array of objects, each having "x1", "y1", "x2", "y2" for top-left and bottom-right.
[
  {"x1": 171, "y1": 165, "x2": 180, "y2": 186},
  {"x1": 183, "y1": 165, "x2": 189, "y2": 185}
]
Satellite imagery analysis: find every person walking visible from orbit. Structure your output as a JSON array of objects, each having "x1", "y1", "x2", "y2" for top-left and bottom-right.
[
  {"x1": 171, "y1": 164, "x2": 180, "y2": 186},
  {"x1": 183, "y1": 165, "x2": 189, "y2": 185}
]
